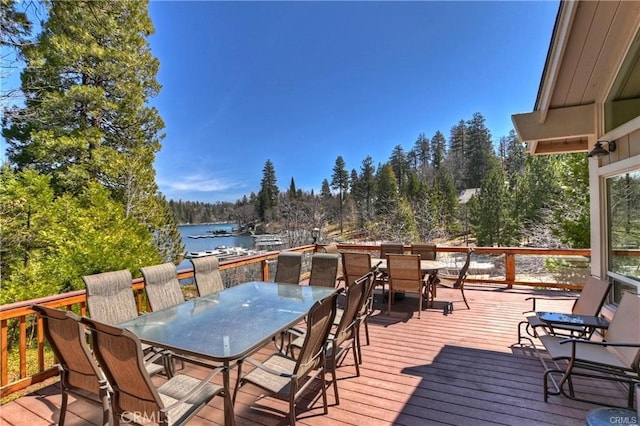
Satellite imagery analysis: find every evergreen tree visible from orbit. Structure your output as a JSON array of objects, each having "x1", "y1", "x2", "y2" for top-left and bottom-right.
[
  {"x1": 320, "y1": 179, "x2": 332, "y2": 198},
  {"x1": 1, "y1": 0, "x2": 182, "y2": 260},
  {"x1": 257, "y1": 159, "x2": 278, "y2": 221},
  {"x1": 389, "y1": 145, "x2": 408, "y2": 192},
  {"x1": 447, "y1": 119, "x2": 467, "y2": 190},
  {"x1": 331, "y1": 156, "x2": 349, "y2": 234},
  {"x1": 359, "y1": 156, "x2": 376, "y2": 224},
  {"x1": 552, "y1": 154, "x2": 590, "y2": 247},
  {"x1": 430, "y1": 130, "x2": 446, "y2": 171},
  {"x1": 464, "y1": 112, "x2": 495, "y2": 188},
  {"x1": 288, "y1": 177, "x2": 297, "y2": 199}
]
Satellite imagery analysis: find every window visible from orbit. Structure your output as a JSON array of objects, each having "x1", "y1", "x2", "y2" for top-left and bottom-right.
[{"x1": 606, "y1": 169, "x2": 640, "y2": 303}]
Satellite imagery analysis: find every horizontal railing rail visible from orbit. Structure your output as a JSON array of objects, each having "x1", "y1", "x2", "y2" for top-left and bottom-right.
[{"x1": 0, "y1": 244, "x2": 590, "y2": 398}]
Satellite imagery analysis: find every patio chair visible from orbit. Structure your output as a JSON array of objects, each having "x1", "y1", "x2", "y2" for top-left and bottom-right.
[
  {"x1": 32, "y1": 305, "x2": 111, "y2": 426},
  {"x1": 379, "y1": 242, "x2": 405, "y2": 257},
  {"x1": 320, "y1": 243, "x2": 343, "y2": 283},
  {"x1": 308, "y1": 253, "x2": 340, "y2": 287},
  {"x1": 541, "y1": 292, "x2": 640, "y2": 408},
  {"x1": 518, "y1": 276, "x2": 611, "y2": 344},
  {"x1": 410, "y1": 243, "x2": 437, "y2": 260},
  {"x1": 288, "y1": 272, "x2": 367, "y2": 405},
  {"x1": 190, "y1": 255, "x2": 224, "y2": 297},
  {"x1": 80, "y1": 316, "x2": 232, "y2": 426},
  {"x1": 83, "y1": 269, "x2": 166, "y2": 376},
  {"x1": 341, "y1": 252, "x2": 376, "y2": 347},
  {"x1": 386, "y1": 254, "x2": 426, "y2": 318},
  {"x1": 436, "y1": 247, "x2": 474, "y2": 310},
  {"x1": 233, "y1": 292, "x2": 339, "y2": 425},
  {"x1": 140, "y1": 263, "x2": 185, "y2": 311},
  {"x1": 274, "y1": 252, "x2": 302, "y2": 284}
]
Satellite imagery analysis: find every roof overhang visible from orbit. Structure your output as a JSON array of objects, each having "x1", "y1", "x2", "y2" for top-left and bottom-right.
[{"x1": 512, "y1": 0, "x2": 640, "y2": 155}]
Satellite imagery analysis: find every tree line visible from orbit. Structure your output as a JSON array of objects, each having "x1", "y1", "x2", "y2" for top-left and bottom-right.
[{"x1": 170, "y1": 113, "x2": 590, "y2": 251}]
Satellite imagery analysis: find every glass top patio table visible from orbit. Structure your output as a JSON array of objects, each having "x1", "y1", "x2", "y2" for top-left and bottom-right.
[
  {"x1": 536, "y1": 312, "x2": 610, "y2": 329},
  {"x1": 119, "y1": 281, "x2": 337, "y2": 361}
]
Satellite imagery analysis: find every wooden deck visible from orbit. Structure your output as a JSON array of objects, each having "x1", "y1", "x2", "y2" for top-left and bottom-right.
[{"x1": 0, "y1": 285, "x2": 630, "y2": 425}]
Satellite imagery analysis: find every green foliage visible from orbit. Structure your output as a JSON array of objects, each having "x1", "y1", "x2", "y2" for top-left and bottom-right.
[
  {"x1": 0, "y1": 168, "x2": 160, "y2": 304},
  {"x1": 331, "y1": 156, "x2": 349, "y2": 233},
  {"x1": 551, "y1": 154, "x2": 590, "y2": 247},
  {"x1": 257, "y1": 159, "x2": 278, "y2": 221}
]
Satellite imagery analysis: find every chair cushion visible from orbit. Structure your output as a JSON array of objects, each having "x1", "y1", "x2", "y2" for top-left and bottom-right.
[{"x1": 243, "y1": 354, "x2": 297, "y2": 397}]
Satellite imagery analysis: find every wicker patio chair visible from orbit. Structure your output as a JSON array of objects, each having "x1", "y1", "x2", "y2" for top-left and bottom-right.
[
  {"x1": 518, "y1": 276, "x2": 611, "y2": 344},
  {"x1": 233, "y1": 292, "x2": 339, "y2": 425},
  {"x1": 83, "y1": 269, "x2": 165, "y2": 376},
  {"x1": 386, "y1": 254, "x2": 426, "y2": 318},
  {"x1": 190, "y1": 255, "x2": 224, "y2": 296},
  {"x1": 308, "y1": 253, "x2": 339, "y2": 287},
  {"x1": 288, "y1": 272, "x2": 369, "y2": 404},
  {"x1": 140, "y1": 263, "x2": 185, "y2": 311},
  {"x1": 80, "y1": 316, "x2": 231, "y2": 426},
  {"x1": 31, "y1": 305, "x2": 111, "y2": 426},
  {"x1": 436, "y1": 247, "x2": 474, "y2": 310},
  {"x1": 274, "y1": 252, "x2": 302, "y2": 284},
  {"x1": 541, "y1": 292, "x2": 640, "y2": 408}
]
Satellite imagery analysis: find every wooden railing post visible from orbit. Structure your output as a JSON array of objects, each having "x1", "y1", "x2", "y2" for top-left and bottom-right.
[
  {"x1": 261, "y1": 259, "x2": 270, "y2": 281},
  {"x1": 505, "y1": 253, "x2": 516, "y2": 289}
]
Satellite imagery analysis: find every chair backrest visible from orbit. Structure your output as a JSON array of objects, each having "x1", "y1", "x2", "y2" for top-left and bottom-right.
[
  {"x1": 605, "y1": 292, "x2": 640, "y2": 369},
  {"x1": 294, "y1": 292, "x2": 339, "y2": 378},
  {"x1": 140, "y1": 263, "x2": 185, "y2": 311},
  {"x1": 341, "y1": 252, "x2": 372, "y2": 287},
  {"x1": 411, "y1": 243, "x2": 437, "y2": 261},
  {"x1": 80, "y1": 316, "x2": 163, "y2": 418},
  {"x1": 308, "y1": 253, "x2": 339, "y2": 287},
  {"x1": 334, "y1": 273, "x2": 368, "y2": 347},
  {"x1": 32, "y1": 305, "x2": 106, "y2": 398},
  {"x1": 274, "y1": 252, "x2": 302, "y2": 284},
  {"x1": 83, "y1": 269, "x2": 139, "y2": 324},
  {"x1": 380, "y1": 243, "x2": 405, "y2": 257},
  {"x1": 571, "y1": 276, "x2": 611, "y2": 316},
  {"x1": 386, "y1": 254, "x2": 422, "y2": 293},
  {"x1": 190, "y1": 256, "x2": 224, "y2": 297},
  {"x1": 322, "y1": 242, "x2": 339, "y2": 254}
]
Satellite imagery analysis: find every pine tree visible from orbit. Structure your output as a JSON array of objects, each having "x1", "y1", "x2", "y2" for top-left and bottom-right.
[
  {"x1": 359, "y1": 156, "x2": 376, "y2": 223},
  {"x1": 1, "y1": 0, "x2": 183, "y2": 261},
  {"x1": 430, "y1": 130, "x2": 446, "y2": 171},
  {"x1": 257, "y1": 159, "x2": 278, "y2": 221},
  {"x1": 331, "y1": 156, "x2": 349, "y2": 234},
  {"x1": 447, "y1": 119, "x2": 467, "y2": 190},
  {"x1": 464, "y1": 112, "x2": 495, "y2": 188}
]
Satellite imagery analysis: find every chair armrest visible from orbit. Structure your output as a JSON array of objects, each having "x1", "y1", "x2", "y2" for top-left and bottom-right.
[
  {"x1": 161, "y1": 366, "x2": 227, "y2": 412},
  {"x1": 523, "y1": 295, "x2": 578, "y2": 313},
  {"x1": 559, "y1": 338, "x2": 640, "y2": 348},
  {"x1": 243, "y1": 356, "x2": 296, "y2": 379}
]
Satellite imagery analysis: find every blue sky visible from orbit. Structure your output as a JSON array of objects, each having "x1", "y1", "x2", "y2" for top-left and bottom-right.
[{"x1": 3, "y1": 1, "x2": 560, "y2": 204}]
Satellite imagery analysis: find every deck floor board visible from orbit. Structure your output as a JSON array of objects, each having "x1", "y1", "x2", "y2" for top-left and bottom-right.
[{"x1": 1, "y1": 285, "x2": 630, "y2": 425}]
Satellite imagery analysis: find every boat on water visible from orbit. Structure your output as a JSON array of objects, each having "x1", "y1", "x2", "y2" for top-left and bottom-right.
[
  {"x1": 184, "y1": 246, "x2": 256, "y2": 260},
  {"x1": 253, "y1": 234, "x2": 285, "y2": 248}
]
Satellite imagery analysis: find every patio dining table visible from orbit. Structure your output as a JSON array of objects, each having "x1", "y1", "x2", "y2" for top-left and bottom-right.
[{"x1": 118, "y1": 281, "x2": 338, "y2": 426}]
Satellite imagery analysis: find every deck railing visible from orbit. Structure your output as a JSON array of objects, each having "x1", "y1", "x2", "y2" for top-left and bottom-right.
[{"x1": 0, "y1": 244, "x2": 591, "y2": 398}]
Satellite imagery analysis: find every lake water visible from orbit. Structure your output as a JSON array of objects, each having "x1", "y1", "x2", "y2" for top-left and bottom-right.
[{"x1": 177, "y1": 223, "x2": 254, "y2": 269}]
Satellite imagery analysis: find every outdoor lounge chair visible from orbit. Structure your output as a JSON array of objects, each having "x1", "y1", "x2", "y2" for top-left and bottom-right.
[
  {"x1": 233, "y1": 292, "x2": 339, "y2": 425},
  {"x1": 436, "y1": 247, "x2": 474, "y2": 310},
  {"x1": 32, "y1": 305, "x2": 111, "y2": 426},
  {"x1": 140, "y1": 263, "x2": 185, "y2": 311},
  {"x1": 386, "y1": 254, "x2": 427, "y2": 318},
  {"x1": 190, "y1": 255, "x2": 224, "y2": 296},
  {"x1": 80, "y1": 316, "x2": 232, "y2": 426},
  {"x1": 518, "y1": 276, "x2": 611, "y2": 345},
  {"x1": 308, "y1": 253, "x2": 340, "y2": 287},
  {"x1": 540, "y1": 292, "x2": 640, "y2": 408},
  {"x1": 274, "y1": 252, "x2": 302, "y2": 284}
]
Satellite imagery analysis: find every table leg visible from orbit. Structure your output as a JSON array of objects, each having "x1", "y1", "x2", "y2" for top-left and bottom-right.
[{"x1": 223, "y1": 361, "x2": 236, "y2": 426}]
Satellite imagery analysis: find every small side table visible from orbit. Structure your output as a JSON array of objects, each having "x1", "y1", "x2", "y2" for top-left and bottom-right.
[{"x1": 585, "y1": 407, "x2": 638, "y2": 426}]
